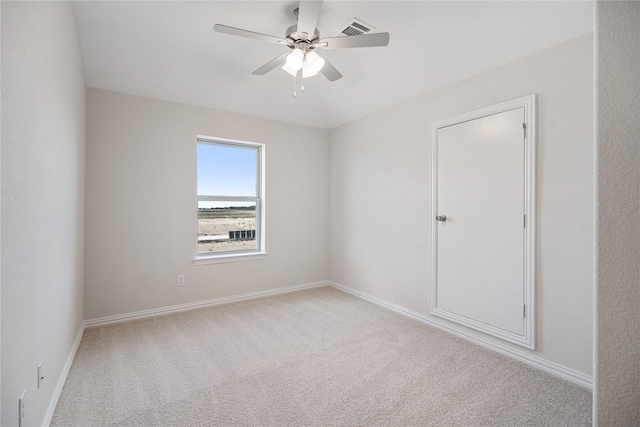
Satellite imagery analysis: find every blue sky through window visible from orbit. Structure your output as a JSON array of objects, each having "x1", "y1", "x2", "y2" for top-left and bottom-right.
[{"x1": 197, "y1": 142, "x2": 257, "y2": 208}]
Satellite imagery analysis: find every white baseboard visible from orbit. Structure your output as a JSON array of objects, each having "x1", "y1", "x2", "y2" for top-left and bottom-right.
[
  {"x1": 328, "y1": 280, "x2": 593, "y2": 390},
  {"x1": 84, "y1": 281, "x2": 329, "y2": 328},
  {"x1": 42, "y1": 323, "x2": 85, "y2": 427}
]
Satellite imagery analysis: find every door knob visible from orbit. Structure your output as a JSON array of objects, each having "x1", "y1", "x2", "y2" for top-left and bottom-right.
[{"x1": 436, "y1": 215, "x2": 447, "y2": 222}]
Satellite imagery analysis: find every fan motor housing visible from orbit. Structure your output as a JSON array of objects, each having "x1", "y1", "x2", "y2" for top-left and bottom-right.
[{"x1": 285, "y1": 24, "x2": 320, "y2": 46}]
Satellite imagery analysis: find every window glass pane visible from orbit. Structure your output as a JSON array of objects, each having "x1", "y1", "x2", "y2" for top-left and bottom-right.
[
  {"x1": 197, "y1": 143, "x2": 257, "y2": 196},
  {"x1": 198, "y1": 201, "x2": 257, "y2": 253}
]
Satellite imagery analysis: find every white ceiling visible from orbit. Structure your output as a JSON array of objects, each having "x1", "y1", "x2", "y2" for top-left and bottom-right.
[{"x1": 72, "y1": 1, "x2": 593, "y2": 129}]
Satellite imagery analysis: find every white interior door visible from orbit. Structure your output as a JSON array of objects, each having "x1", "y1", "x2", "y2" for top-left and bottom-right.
[{"x1": 431, "y1": 97, "x2": 535, "y2": 348}]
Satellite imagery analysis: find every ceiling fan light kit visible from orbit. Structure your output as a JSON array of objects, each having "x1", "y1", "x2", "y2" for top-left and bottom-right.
[
  {"x1": 214, "y1": 0, "x2": 390, "y2": 97},
  {"x1": 282, "y1": 48, "x2": 326, "y2": 79}
]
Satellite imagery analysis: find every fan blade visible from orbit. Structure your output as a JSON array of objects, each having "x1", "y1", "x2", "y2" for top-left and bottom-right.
[
  {"x1": 317, "y1": 32, "x2": 390, "y2": 49},
  {"x1": 252, "y1": 53, "x2": 289, "y2": 75},
  {"x1": 319, "y1": 56, "x2": 343, "y2": 82},
  {"x1": 296, "y1": 1, "x2": 323, "y2": 40},
  {"x1": 214, "y1": 24, "x2": 290, "y2": 45}
]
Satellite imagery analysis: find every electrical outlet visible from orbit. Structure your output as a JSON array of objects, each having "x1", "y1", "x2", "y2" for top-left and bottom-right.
[
  {"x1": 38, "y1": 361, "x2": 44, "y2": 389},
  {"x1": 359, "y1": 267, "x2": 365, "y2": 277},
  {"x1": 176, "y1": 274, "x2": 185, "y2": 287},
  {"x1": 18, "y1": 390, "x2": 26, "y2": 427}
]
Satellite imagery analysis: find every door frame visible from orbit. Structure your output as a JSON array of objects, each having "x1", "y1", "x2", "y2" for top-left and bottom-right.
[{"x1": 430, "y1": 94, "x2": 537, "y2": 349}]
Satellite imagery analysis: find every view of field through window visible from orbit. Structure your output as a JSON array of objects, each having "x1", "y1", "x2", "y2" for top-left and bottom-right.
[
  {"x1": 197, "y1": 142, "x2": 259, "y2": 254},
  {"x1": 197, "y1": 203, "x2": 257, "y2": 253}
]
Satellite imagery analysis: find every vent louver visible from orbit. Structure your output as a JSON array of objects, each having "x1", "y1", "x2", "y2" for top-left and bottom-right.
[{"x1": 335, "y1": 18, "x2": 376, "y2": 37}]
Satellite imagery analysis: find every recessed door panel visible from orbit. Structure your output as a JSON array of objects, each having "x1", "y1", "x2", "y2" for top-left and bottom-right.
[{"x1": 434, "y1": 107, "x2": 526, "y2": 338}]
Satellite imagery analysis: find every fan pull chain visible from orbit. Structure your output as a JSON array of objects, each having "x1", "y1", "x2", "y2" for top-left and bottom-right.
[
  {"x1": 292, "y1": 73, "x2": 305, "y2": 98},
  {"x1": 293, "y1": 75, "x2": 297, "y2": 98}
]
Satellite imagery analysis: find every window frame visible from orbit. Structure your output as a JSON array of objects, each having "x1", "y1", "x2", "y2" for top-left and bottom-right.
[{"x1": 193, "y1": 136, "x2": 266, "y2": 265}]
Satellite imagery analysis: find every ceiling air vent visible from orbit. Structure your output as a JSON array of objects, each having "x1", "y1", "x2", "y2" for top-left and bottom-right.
[{"x1": 335, "y1": 18, "x2": 376, "y2": 37}]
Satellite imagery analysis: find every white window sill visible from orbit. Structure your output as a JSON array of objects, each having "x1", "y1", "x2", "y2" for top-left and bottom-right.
[{"x1": 193, "y1": 251, "x2": 267, "y2": 265}]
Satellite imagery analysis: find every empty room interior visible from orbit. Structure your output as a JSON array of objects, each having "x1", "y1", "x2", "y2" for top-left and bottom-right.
[{"x1": 2, "y1": 1, "x2": 639, "y2": 426}]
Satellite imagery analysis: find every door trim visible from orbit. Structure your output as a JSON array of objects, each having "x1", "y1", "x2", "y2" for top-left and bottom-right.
[{"x1": 430, "y1": 94, "x2": 537, "y2": 349}]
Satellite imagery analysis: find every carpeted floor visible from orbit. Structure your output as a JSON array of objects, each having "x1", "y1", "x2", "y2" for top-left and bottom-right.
[{"x1": 51, "y1": 286, "x2": 591, "y2": 426}]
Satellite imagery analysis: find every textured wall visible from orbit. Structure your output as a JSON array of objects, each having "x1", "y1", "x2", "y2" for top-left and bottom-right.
[
  {"x1": 84, "y1": 89, "x2": 329, "y2": 319},
  {"x1": 1, "y1": 2, "x2": 86, "y2": 425},
  {"x1": 594, "y1": 1, "x2": 640, "y2": 424},
  {"x1": 329, "y1": 34, "x2": 594, "y2": 375}
]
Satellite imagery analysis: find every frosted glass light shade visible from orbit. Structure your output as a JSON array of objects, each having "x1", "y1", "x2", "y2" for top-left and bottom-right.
[
  {"x1": 302, "y1": 65, "x2": 319, "y2": 78},
  {"x1": 282, "y1": 62, "x2": 298, "y2": 76},
  {"x1": 305, "y1": 51, "x2": 325, "y2": 73},
  {"x1": 285, "y1": 49, "x2": 304, "y2": 70}
]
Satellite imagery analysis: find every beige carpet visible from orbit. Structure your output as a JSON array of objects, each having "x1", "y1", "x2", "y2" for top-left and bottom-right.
[{"x1": 52, "y1": 286, "x2": 591, "y2": 426}]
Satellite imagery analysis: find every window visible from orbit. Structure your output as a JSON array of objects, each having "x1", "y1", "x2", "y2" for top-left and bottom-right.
[{"x1": 195, "y1": 137, "x2": 265, "y2": 264}]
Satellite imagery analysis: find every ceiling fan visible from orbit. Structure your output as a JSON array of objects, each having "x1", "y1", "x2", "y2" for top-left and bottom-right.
[{"x1": 214, "y1": 0, "x2": 390, "y2": 97}]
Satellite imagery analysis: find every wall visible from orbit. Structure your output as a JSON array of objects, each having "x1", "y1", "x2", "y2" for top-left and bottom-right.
[
  {"x1": 594, "y1": 1, "x2": 640, "y2": 424},
  {"x1": 1, "y1": 2, "x2": 86, "y2": 426},
  {"x1": 84, "y1": 89, "x2": 329, "y2": 319},
  {"x1": 329, "y1": 34, "x2": 594, "y2": 375}
]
